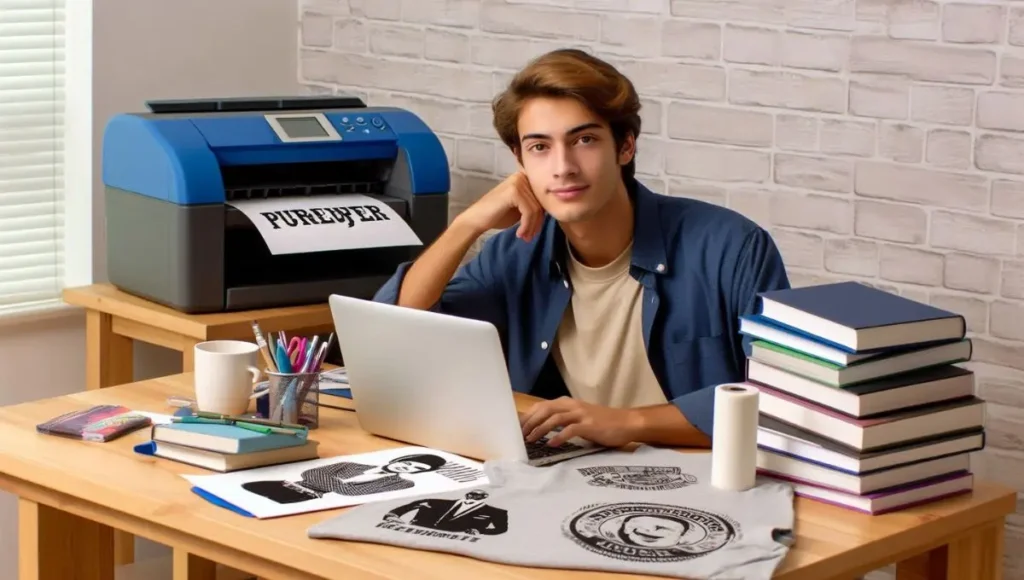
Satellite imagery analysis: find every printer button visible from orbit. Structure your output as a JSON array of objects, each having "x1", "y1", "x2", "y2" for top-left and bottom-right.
[
  {"x1": 341, "y1": 116, "x2": 349, "y2": 123},
  {"x1": 371, "y1": 117, "x2": 384, "y2": 128},
  {"x1": 355, "y1": 116, "x2": 366, "y2": 124}
]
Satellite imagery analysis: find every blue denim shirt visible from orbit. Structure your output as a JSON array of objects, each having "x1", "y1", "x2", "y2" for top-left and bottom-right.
[{"x1": 373, "y1": 180, "x2": 790, "y2": 437}]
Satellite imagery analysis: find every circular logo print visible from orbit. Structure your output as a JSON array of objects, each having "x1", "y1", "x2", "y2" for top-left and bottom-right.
[
  {"x1": 563, "y1": 502, "x2": 738, "y2": 563},
  {"x1": 578, "y1": 466, "x2": 698, "y2": 491}
]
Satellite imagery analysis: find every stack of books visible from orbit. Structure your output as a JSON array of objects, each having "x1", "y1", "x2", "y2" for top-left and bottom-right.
[
  {"x1": 741, "y1": 281, "x2": 985, "y2": 515},
  {"x1": 135, "y1": 416, "x2": 320, "y2": 472}
]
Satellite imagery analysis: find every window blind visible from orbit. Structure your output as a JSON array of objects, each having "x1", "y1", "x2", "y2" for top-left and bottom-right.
[{"x1": 0, "y1": 0, "x2": 65, "y2": 314}]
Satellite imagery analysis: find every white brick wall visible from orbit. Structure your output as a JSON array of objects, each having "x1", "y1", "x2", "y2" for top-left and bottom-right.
[{"x1": 299, "y1": 1, "x2": 1024, "y2": 575}]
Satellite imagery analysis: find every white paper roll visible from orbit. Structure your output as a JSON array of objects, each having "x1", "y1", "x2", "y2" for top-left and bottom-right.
[{"x1": 710, "y1": 383, "x2": 760, "y2": 491}]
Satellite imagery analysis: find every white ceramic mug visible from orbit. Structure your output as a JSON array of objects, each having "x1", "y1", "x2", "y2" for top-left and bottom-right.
[{"x1": 193, "y1": 340, "x2": 262, "y2": 415}]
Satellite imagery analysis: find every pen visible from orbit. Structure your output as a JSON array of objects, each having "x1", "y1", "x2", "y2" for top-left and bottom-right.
[
  {"x1": 193, "y1": 412, "x2": 307, "y2": 433},
  {"x1": 301, "y1": 336, "x2": 320, "y2": 373},
  {"x1": 316, "y1": 332, "x2": 334, "y2": 372}
]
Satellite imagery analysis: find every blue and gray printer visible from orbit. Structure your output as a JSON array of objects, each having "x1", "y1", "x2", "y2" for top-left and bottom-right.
[{"x1": 101, "y1": 95, "x2": 450, "y2": 313}]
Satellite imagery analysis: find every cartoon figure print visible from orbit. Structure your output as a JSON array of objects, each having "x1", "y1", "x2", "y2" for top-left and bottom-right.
[
  {"x1": 383, "y1": 489, "x2": 509, "y2": 536},
  {"x1": 241, "y1": 453, "x2": 448, "y2": 503}
]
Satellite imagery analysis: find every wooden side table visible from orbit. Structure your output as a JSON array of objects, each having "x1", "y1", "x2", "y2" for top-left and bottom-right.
[
  {"x1": 61, "y1": 283, "x2": 338, "y2": 572},
  {"x1": 62, "y1": 284, "x2": 337, "y2": 390}
]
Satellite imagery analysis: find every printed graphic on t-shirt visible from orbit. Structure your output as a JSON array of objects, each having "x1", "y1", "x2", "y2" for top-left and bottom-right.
[
  {"x1": 562, "y1": 502, "x2": 739, "y2": 563},
  {"x1": 576, "y1": 465, "x2": 698, "y2": 491},
  {"x1": 375, "y1": 489, "x2": 508, "y2": 542}
]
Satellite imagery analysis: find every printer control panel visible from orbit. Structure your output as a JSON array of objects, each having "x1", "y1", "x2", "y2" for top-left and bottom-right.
[
  {"x1": 264, "y1": 111, "x2": 393, "y2": 144},
  {"x1": 334, "y1": 113, "x2": 389, "y2": 136}
]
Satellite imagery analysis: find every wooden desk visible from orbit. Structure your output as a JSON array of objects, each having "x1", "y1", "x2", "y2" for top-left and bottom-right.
[
  {"x1": 0, "y1": 373, "x2": 1014, "y2": 580},
  {"x1": 62, "y1": 284, "x2": 335, "y2": 390}
]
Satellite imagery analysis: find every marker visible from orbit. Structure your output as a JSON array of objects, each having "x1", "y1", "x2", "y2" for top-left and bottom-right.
[{"x1": 172, "y1": 416, "x2": 231, "y2": 425}]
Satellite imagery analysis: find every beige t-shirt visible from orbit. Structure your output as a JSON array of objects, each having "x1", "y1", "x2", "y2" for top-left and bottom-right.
[{"x1": 552, "y1": 241, "x2": 669, "y2": 409}]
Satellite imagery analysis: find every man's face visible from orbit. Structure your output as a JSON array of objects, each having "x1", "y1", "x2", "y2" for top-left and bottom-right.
[
  {"x1": 621, "y1": 516, "x2": 686, "y2": 548},
  {"x1": 387, "y1": 460, "x2": 431, "y2": 473},
  {"x1": 515, "y1": 96, "x2": 633, "y2": 225}
]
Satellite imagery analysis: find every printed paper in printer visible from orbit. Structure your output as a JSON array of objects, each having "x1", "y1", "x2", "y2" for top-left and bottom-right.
[
  {"x1": 308, "y1": 445, "x2": 795, "y2": 580},
  {"x1": 182, "y1": 446, "x2": 488, "y2": 519},
  {"x1": 226, "y1": 193, "x2": 422, "y2": 255}
]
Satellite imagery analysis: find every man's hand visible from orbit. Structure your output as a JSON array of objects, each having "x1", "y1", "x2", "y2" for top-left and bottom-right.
[
  {"x1": 520, "y1": 396, "x2": 642, "y2": 448},
  {"x1": 456, "y1": 171, "x2": 545, "y2": 242}
]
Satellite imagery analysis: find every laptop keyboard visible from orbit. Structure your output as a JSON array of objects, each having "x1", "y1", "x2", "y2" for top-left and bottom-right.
[{"x1": 525, "y1": 436, "x2": 584, "y2": 459}]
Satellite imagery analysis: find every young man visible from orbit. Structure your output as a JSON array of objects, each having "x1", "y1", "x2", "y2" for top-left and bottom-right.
[{"x1": 373, "y1": 49, "x2": 790, "y2": 449}]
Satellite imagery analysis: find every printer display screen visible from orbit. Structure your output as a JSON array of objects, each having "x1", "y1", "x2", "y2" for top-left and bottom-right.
[{"x1": 276, "y1": 116, "x2": 329, "y2": 138}]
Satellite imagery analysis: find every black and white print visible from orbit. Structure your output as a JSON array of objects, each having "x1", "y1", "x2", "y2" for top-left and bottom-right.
[
  {"x1": 576, "y1": 465, "x2": 698, "y2": 491},
  {"x1": 375, "y1": 489, "x2": 508, "y2": 542},
  {"x1": 562, "y1": 502, "x2": 739, "y2": 563},
  {"x1": 183, "y1": 446, "x2": 489, "y2": 519},
  {"x1": 242, "y1": 453, "x2": 449, "y2": 503}
]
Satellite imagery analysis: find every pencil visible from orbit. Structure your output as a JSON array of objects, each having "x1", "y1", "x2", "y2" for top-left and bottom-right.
[{"x1": 250, "y1": 321, "x2": 278, "y2": 373}]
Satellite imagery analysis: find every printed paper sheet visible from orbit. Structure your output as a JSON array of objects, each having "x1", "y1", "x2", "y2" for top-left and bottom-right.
[
  {"x1": 227, "y1": 193, "x2": 423, "y2": 255},
  {"x1": 183, "y1": 446, "x2": 488, "y2": 519}
]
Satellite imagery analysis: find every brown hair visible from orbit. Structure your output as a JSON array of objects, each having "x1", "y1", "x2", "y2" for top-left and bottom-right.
[{"x1": 491, "y1": 48, "x2": 642, "y2": 184}]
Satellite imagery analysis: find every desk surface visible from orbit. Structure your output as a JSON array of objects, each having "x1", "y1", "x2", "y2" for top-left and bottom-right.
[
  {"x1": 0, "y1": 373, "x2": 1014, "y2": 580},
  {"x1": 62, "y1": 284, "x2": 333, "y2": 341}
]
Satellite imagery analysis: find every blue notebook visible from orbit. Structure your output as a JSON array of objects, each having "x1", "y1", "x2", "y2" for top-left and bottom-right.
[
  {"x1": 151, "y1": 422, "x2": 307, "y2": 454},
  {"x1": 757, "y1": 281, "x2": 966, "y2": 353}
]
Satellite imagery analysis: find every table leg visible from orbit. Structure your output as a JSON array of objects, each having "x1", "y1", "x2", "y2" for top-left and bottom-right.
[
  {"x1": 172, "y1": 549, "x2": 217, "y2": 580},
  {"x1": 895, "y1": 518, "x2": 1005, "y2": 580},
  {"x1": 84, "y1": 311, "x2": 136, "y2": 566},
  {"x1": 85, "y1": 311, "x2": 133, "y2": 390},
  {"x1": 18, "y1": 498, "x2": 114, "y2": 580}
]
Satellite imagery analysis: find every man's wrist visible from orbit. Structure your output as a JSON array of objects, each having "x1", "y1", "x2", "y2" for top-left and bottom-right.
[
  {"x1": 451, "y1": 212, "x2": 488, "y2": 240},
  {"x1": 623, "y1": 407, "x2": 648, "y2": 441},
  {"x1": 624, "y1": 404, "x2": 711, "y2": 448}
]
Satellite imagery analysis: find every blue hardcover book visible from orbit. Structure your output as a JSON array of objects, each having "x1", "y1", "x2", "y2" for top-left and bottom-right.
[
  {"x1": 151, "y1": 423, "x2": 308, "y2": 454},
  {"x1": 757, "y1": 281, "x2": 966, "y2": 353},
  {"x1": 739, "y1": 314, "x2": 884, "y2": 366}
]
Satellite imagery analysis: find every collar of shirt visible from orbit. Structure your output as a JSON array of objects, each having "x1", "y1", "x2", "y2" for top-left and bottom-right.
[{"x1": 540, "y1": 180, "x2": 669, "y2": 285}]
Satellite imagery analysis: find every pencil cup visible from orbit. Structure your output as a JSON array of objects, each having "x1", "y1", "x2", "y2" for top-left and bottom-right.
[{"x1": 265, "y1": 370, "x2": 319, "y2": 429}]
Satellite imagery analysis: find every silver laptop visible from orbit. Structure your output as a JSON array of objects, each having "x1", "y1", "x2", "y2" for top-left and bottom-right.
[{"x1": 328, "y1": 294, "x2": 603, "y2": 466}]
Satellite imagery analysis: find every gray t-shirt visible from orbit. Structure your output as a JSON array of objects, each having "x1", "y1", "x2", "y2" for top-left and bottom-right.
[{"x1": 308, "y1": 445, "x2": 795, "y2": 579}]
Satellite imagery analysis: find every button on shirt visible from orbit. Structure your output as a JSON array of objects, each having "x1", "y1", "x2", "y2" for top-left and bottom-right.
[{"x1": 372, "y1": 180, "x2": 791, "y2": 437}]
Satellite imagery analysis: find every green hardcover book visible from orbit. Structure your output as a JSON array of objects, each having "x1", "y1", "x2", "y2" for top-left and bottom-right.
[{"x1": 749, "y1": 338, "x2": 972, "y2": 387}]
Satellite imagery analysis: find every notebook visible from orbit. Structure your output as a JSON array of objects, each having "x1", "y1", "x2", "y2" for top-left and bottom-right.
[
  {"x1": 36, "y1": 404, "x2": 152, "y2": 442},
  {"x1": 151, "y1": 422, "x2": 309, "y2": 454}
]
